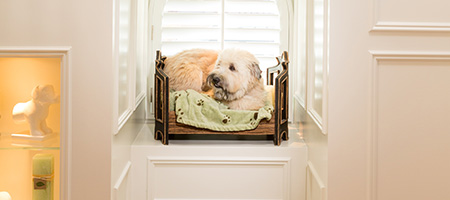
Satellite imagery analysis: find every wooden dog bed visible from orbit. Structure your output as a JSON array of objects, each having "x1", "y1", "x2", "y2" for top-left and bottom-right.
[{"x1": 154, "y1": 50, "x2": 289, "y2": 146}]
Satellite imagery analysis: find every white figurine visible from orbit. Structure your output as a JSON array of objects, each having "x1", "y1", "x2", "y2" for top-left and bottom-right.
[
  {"x1": 12, "y1": 85, "x2": 59, "y2": 137},
  {"x1": 0, "y1": 191, "x2": 11, "y2": 200}
]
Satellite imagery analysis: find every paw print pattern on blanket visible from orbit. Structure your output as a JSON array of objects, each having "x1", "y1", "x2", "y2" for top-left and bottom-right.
[
  {"x1": 222, "y1": 115, "x2": 231, "y2": 124},
  {"x1": 177, "y1": 108, "x2": 184, "y2": 121},
  {"x1": 249, "y1": 112, "x2": 259, "y2": 126},
  {"x1": 174, "y1": 92, "x2": 182, "y2": 100},
  {"x1": 196, "y1": 99, "x2": 204, "y2": 106},
  {"x1": 172, "y1": 89, "x2": 273, "y2": 131}
]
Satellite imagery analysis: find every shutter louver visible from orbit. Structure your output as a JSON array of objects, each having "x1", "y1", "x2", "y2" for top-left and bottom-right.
[{"x1": 161, "y1": 0, "x2": 281, "y2": 80}]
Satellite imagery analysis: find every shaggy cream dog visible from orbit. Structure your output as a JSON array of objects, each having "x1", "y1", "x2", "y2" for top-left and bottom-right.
[
  {"x1": 164, "y1": 49, "x2": 218, "y2": 92},
  {"x1": 163, "y1": 48, "x2": 266, "y2": 110}
]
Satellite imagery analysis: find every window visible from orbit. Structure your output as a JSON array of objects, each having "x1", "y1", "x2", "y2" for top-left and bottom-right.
[{"x1": 158, "y1": 0, "x2": 287, "y2": 79}]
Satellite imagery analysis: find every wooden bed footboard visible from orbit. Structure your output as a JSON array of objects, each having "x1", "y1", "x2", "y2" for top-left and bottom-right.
[{"x1": 154, "y1": 50, "x2": 289, "y2": 146}]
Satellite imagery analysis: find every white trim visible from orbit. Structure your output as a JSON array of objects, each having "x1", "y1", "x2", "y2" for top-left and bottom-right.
[
  {"x1": 294, "y1": 94, "x2": 306, "y2": 110},
  {"x1": 114, "y1": 0, "x2": 148, "y2": 134},
  {"x1": 135, "y1": 91, "x2": 146, "y2": 106},
  {"x1": 113, "y1": 0, "x2": 120, "y2": 134},
  {"x1": 147, "y1": 157, "x2": 291, "y2": 200},
  {"x1": 372, "y1": 22, "x2": 450, "y2": 32},
  {"x1": 322, "y1": 0, "x2": 329, "y2": 135},
  {"x1": 305, "y1": 0, "x2": 328, "y2": 135},
  {"x1": 307, "y1": 109, "x2": 323, "y2": 131},
  {"x1": 369, "y1": 51, "x2": 450, "y2": 59},
  {"x1": 368, "y1": 51, "x2": 450, "y2": 200},
  {"x1": 293, "y1": 0, "x2": 308, "y2": 118},
  {"x1": 114, "y1": 161, "x2": 132, "y2": 190},
  {"x1": 220, "y1": 0, "x2": 225, "y2": 50},
  {"x1": 0, "y1": 46, "x2": 72, "y2": 200},
  {"x1": 306, "y1": 161, "x2": 327, "y2": 200},
  {"x1": 370, "y1": 0, "x2": 450, "y2": 32},
  {"x1": 118, "y1": 108, "x2": 134, "y2": 131}
]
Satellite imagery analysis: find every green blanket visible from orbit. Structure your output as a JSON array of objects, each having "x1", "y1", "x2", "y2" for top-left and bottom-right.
[{"x1": 170, "y1": 89, "x2": 273, "y2": 132}]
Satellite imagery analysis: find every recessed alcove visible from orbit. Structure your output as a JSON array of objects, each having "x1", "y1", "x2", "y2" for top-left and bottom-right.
[{"x1": 0, "y1": 47, "x2": 70, "y2": 200}]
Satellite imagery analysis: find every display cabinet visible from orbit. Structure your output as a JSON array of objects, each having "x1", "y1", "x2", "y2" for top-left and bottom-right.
[{"x1": 0, "y1": 47, "x2": 70, "y2": 200}]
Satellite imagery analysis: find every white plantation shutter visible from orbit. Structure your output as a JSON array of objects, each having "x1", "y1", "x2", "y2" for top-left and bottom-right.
[{"x1": 161, "y1": 0, "x2": 283, "y2": 80}]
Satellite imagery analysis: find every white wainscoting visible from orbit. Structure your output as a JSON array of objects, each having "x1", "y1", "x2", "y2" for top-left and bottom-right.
[
  {"x1": 148, "y1": 158, "x2": 290, "y2": 200},
  {"x1": 370, "y1": 0, "x2": 450, "y2": 31},
  {"x1": 306, "y1": 162, "x2": 326, "y2": 200},
  {"x1": 114, "y1": 161, "x2": 132, "y2": 200},
  {"x1": 369, "y1": 52, "x2": 450, "y2": 200},
  {"x1": 131, "y1": 125, "x2": 307, "y2": 200}
]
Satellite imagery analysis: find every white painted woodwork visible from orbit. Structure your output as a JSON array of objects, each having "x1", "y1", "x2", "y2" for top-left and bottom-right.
[
  {"x1": 306, "y1": 0, "x2": 328, "y2": 134},
  {"x1": 328, "y1": 0, "x2": 450, "y2": 200},
  {"x1": 306, "y1": 162, "x2": 326, "y2": 200},
  {"x1": 131, "y1": 125, "x2": 307, "y2": 200},
  {"x1": 112, "y1": 102, "x2": 146, "y2": 200},
  {"x1": 114, "y1": 161, "x2": 132, "y2": 200},
  {"x1": 371, "y1": 0, "x2": 450, "y2": 31},
  {"x1": 148, "y1": 158, "x2": 289, "y2": 199},
  {"x1": 294, "y1": 0, "x2": 328, "y2": 199},
  {"x1": 114, "y1": 0, "x2": 148, "y2": 133},
  {"x1": 369, "y1": 52, "x2": 450, "y2": 200}
]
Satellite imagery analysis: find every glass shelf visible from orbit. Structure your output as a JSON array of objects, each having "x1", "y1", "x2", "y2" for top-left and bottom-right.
[{"x1": 0, "y1": 132, "x2": 60, "y2": 150}]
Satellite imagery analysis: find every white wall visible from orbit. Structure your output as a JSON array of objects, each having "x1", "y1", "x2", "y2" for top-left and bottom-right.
[{"x1": 0, "y1": 0, "x2": 114, "y2": 199}]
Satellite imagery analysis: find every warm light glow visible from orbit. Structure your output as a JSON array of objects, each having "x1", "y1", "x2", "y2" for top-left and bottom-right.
[
  {"x1": 0, "y1": 57, "x2": 61, "y2": 135},
  {"x1": 0, "y1": 57, "x2": 61, "y2": 200}
]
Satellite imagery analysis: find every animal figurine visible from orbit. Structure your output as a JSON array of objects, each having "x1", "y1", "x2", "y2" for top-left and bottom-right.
[
  {"x1": 0, "y1": 191, "x2": 11, "y2": 200},
  {"x1": 12, "y1": 85, "x2": 59, "y2": 136}
]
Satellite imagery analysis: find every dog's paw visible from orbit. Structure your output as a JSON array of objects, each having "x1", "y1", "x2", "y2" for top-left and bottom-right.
[{"x1": 214, "y1": 89, "x2": 228, "y2": 101}]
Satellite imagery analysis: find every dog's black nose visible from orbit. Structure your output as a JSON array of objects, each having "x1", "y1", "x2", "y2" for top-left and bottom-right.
[{"x1": 212, "y1": 77, "x2": 221, "y2": 85}]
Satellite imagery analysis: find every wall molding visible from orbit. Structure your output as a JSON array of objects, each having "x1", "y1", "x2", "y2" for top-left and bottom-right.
[
  {"x1": 370, "y1": 0, "x2": 450, "y2": 32},
  {"x1": 306, "y1": 161, "x2": 326, "y2": 200},
  {"x1": 147, "y1": 157, "x2": 291, "y2": 200},
  {"x1": 113, "y1": 161, "x2": 132, "y2": 200},
  {"x1": 371, "y1": 21, "x2": 450, "y2": 32},
  {"x1": 305, "y1": 0, "x2": 329, "y2": 135},
  {"x1": 368, "y1": 51, "x2": 450, "y2": 200},
  {"x1": 114, "y1": 161, "x2": 132, "y2": 190}
]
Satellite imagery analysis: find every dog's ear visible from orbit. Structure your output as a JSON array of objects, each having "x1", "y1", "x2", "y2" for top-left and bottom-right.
[
  {"x1": 31, "y1": 85, "x2": 40, "y2": 100},
  {"x1": 250, "y1": 62, "x2": 262, "y2": 79},
  {"x1": 202, "y1": 74, "x2": 213, "y2": 91}
]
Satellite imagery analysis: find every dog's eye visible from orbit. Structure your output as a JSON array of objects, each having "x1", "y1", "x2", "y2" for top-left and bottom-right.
[{"x1": 229, "y1": 64, "x2": 235, "y2": 71}]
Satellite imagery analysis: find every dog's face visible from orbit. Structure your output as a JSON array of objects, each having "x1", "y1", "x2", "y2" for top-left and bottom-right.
[{"x1": 206, "y1": 49, "x2": 262, "y2": 101}]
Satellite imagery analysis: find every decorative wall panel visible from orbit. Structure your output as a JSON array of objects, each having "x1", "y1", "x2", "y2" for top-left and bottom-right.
[
  {"x1": 370, "y1": 52, "x2": 450, "y2": 200},
  {"x1": 371, "y1": 0, "x2": 450, "y2": 31},
  {"x1": 306, "y1": 162, "x2": 326, "y2": 200},
  {"x1": 147, "y1": 157, "x2": 290, "y2": 200}
]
